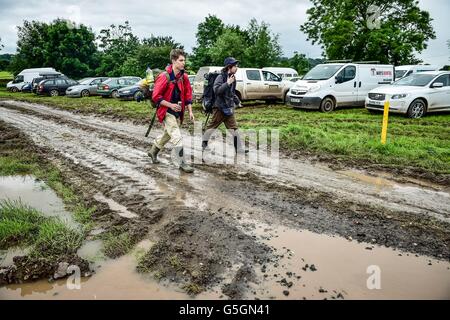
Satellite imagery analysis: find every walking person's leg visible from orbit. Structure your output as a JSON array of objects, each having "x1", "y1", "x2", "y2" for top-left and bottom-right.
[
  {"x1": 202, "y1": 108, "x2": 225, "y2": 150},
  {"x1": 148, "y1": 122, "x2": 172, "y2": 164},
  {"x1": 223, "y1": 114, "x2": 248, "y2": 154}
]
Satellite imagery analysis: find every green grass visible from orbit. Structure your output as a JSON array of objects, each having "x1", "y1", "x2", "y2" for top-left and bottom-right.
[
  {"x1": 1, "y1": 87, "x2": 449, "y2": 175},
  {"x1": 0, "y1": 71, "x2": 13, "y2": 80},
  {"x1": 102, "y1": 231, "x2": 133, "y2": 258},
  {"x1": 0, "y1": 136, "x2": 95, "y2": 228},
  {"x1": 0, "y1": 200, "x2": 83, "y2": 258}
]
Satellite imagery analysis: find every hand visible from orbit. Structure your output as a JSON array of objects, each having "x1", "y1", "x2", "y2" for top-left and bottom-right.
[
  {"x1": 189, "y1": 111, "x2": 195, "y2": 122},
  {"x1": 171, "y1": 103, "x2": 182, "y2": 112},
  {"x1": 227, "y1": 74, "x2": 236, "y2": 85}
]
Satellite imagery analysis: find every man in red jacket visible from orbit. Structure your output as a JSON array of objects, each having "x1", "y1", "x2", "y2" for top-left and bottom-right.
[{"x1": 148, "y1": 49, "x2": 195, "y2": 173}]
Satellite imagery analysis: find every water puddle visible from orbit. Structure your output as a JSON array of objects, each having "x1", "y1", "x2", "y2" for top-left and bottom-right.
[
  {"x1": 0, "y1": 175, "x2": 78, "y2": 228},
  {"x1": 0, "y1": 239, "x2": 221, "y2": 300},
  {"x1": 0, "y1": 247, "x2": 31, "y2": 267},
  {"x1": 247, "y1": 222, "x2": 450, "y2": 300}
]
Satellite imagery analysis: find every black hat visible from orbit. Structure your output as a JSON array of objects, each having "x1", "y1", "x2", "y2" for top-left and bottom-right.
[{"x1": 224, "y1": 57, "x2": 239, "y2": 67}]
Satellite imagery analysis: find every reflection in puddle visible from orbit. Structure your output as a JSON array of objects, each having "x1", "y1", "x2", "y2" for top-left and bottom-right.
[
  {"x1": 0, "y1": 175, "x2": 78, "y2": 228},
  {"x1": 248, "y1": 222, "x2": 450, "y2": 300}
]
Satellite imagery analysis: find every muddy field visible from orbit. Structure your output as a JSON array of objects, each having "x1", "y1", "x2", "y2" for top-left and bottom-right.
[{"x1": 0, "y1": 99, "x2": 449, "y2": 300}]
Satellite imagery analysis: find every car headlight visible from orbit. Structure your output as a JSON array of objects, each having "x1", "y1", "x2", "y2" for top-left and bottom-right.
[
  {"x1": 308, "y1": 85, "x2": 321, "y2": 93},
  {"x1": 391, "y1": 93, "x2": 408, "y2": 100}
]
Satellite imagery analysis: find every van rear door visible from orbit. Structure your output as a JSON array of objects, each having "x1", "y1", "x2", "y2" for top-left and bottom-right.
[{"x1": 358, "y1": 65, "x2": 394, "y2": 105}]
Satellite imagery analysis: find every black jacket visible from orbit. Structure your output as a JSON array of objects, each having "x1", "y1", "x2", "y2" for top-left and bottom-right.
[{"x1": 213, "y1": 71, "x2": 241, "y2": 111}]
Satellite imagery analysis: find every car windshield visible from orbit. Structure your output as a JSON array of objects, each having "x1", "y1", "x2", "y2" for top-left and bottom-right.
[
  {"x1": 395, "y1": 70, "x2": 408, "y2": 79},
  {"x1": 393, "y1": 73, "x2": 435, "y2": 86},
  {"x1": 303, "y1": 64, "x2": 343, "y2": 80}
]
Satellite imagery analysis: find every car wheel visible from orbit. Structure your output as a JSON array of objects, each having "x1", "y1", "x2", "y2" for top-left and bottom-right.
[
  {"x1": 320, "y1": 96, "x2": 335, "y2": 112},
  {"x1": 11, "y1": 87, "x2": 18, "y2": 93},
  {"x1": 134, "y1": 90, "x2": 144, "y2": 102},
  {"x1": 111, "y1": 90, "x2": 119, "y2": 98},
  {"x1": 407, "y1": 99, "x2": 426, "y2": 119},
  {"x1": 50, "y1": 89, "x2": 59, "y2": 97},
  {"x1": 81, "y1": 89, "x2": 90, "y2": 97}
]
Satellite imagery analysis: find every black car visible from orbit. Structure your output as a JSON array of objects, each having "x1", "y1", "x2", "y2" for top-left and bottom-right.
[
  {"x1": 36, "y1": 78, "x2": 79, "y2": 96},
  {"x1": 32, "y1": 72, "x2": 65, "y2": 94}
]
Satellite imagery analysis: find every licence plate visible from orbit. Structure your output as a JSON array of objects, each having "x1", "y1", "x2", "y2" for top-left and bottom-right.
[
  {"x1": 369, "y1": 100, "x2": 383, "y2": 105},
  {"x1": 291, "y1": 98, "x2": 301, "y2": 103}
]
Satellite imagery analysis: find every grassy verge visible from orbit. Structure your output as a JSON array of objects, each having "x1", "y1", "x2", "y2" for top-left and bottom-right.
[
  {"x1": 0, "y1": 200, "x2": 83, "y2": 259},
  {"x1": 0, "y1": 123, "x2": 96, "y2": 229},
  {"x1": 1, "y1": 87, "x2": 449, "y2": 176}
]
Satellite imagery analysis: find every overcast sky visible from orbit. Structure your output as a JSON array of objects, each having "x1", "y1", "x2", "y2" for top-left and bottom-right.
[{"x1": 0, "y1": 0, "x2": 449, "y2": 67}]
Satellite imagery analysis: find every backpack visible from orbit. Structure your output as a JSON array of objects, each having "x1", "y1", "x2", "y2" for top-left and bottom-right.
[
  {"x1": 140, "y1": 71, "x2": 175, "y2": 108},
  {"x1": 202, "y1": 71, "x2": 225, "y2": 114}
]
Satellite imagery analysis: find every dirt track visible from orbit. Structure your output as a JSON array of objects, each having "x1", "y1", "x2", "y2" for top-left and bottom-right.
[{"x1": 0, "y1": 99, "x2": 449, "y2": 299}]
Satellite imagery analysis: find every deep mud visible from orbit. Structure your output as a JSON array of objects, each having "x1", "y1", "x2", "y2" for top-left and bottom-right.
[{"x1": 0, "y1": 100, "x2": 449, "y2": 299}]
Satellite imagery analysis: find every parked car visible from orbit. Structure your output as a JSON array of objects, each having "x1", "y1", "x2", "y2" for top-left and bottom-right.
[
  {"x1": 394, "y1": 65, "x2": 439, "y2": 81},
  {"x1": 365, "y1": 71, "x2": 450, "y2": 118},
  {"x1": 287, "y1": 62, "x2": 394, "y2": 112},
  {"x1": 21, "y1": 82, "x2": 33, "y2": 93},
  {"x1": 32, "y1": 72, "x2": 65, "y2": 94},
  {"x1": 188, "y1": 75, "x2": 195, "y2": 86},
  {"x1": 287, "y1": 76, "x2": 303, "y2": 82},
  {"x1": 97, "y1": 77, "x2": 142, "y2": 98},
  {"x1": 7, "y1": 67, "x2": 56, "y2": 92},
  {"x1": 118, "y1": 84, "x2": 144, "y2": 101},
  {"x1": 36, "y1": 78, "x2": 79, "y2": 96},
  {"x1": 66, "y1": 77, "x2": 109, "y2": 97}
]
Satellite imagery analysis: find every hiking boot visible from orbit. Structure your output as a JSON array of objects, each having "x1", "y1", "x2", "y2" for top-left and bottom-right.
[
  {"x1": 234, "y1": 135, "x2": 249, "y2": 154},
  {"x1": 172, "y1": 146, "x2": 194, "y2": 173},
  {"x1": 180, "y1": 161, "x2": 194, "y2": 173},
  {"x1": 148, "y1": 144, "x2": 160, "y2": 164}
]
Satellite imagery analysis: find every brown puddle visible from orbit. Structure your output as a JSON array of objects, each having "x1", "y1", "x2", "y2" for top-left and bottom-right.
[
  {"x1": 0, "y1": 175, "x2": 78, "y2": 228},
  {"x1": 0, "y1": 239, "x2": 222, "y2": 300},
  {"x1": 245, "y1": 222, "x2": 450, "y2": 300}
]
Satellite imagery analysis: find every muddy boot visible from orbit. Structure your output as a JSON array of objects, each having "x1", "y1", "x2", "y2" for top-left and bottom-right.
[
  {"x1": 173, "y1": 146, "x2": 194, "y2": 173},
  {"x1": 148, "y1": 144, "x2": 160, "y2": 164}
]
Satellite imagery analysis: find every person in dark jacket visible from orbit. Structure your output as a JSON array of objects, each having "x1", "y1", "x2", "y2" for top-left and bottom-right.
[{"x1": 202, "y1": 57, "x2": 248, "y2": 154}]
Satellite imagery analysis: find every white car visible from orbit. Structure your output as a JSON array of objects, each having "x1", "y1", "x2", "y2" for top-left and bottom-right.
[{"x1": 365, "y1": 71, "x2": 450, "y2": 118}]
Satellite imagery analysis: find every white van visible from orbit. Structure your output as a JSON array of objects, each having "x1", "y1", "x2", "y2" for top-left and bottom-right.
[
  {"x1": 286, "y1": 63, "x2": 394, "y2": 112},
  {"x1": 394, "y1": 65, "x2": 439, "y2": 80},
  {"x1": 7, "y1": 67, "x2": 57, "y2": 92},
  {"x1": 262, "y1": 67, "x2": 299, "y2": 79}
]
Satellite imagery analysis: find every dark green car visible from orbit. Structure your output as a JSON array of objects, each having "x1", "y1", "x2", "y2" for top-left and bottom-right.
[{"x1": 97, "y1": 76, "x2": 142, "y2": 98}]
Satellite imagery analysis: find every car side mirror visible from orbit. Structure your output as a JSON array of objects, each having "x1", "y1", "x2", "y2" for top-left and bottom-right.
[
  {"x1": 431, "y1": 82, "x2": 444, "y2": 88},
  {"x1": 335, "y1": 75, "x2": 343, "y2": 84}
]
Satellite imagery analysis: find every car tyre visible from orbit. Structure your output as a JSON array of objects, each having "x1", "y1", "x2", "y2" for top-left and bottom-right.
[
  {"x1": 320, "y1": 96, "x2": 335, "y2": 112},
  {"x1": 81, "y1": 89, "x2": 90, "y2": 97},
  {"x1": 111, "y1": 90, "x2": 119, "y2": 98},
  {"x1": 407, "y1": 99, "x2": 426, "y2": 119},
  {"x1": 50, "y1": 89, "x2": 59, "y2": 97}
]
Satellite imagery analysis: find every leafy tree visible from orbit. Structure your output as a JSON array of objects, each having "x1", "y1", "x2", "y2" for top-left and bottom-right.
[
  {"x1": 209, "y1": 29, "x2": 247, "y2": 66},
  {"x1": 300, "y1": 0, "x2": 436, "y2": 65},
  {"x1": 245, "y1": 19, "x2": 282, "y2": 68},
  {"x1": 142, "y1": 35, "x2": 182, "y2": 49},
  {"x1": 96, "y1": 21, "x2": 140, "y2": 76},
  {"x1": 121, "y1": 44, "x2": 174, "y2": 77},
  {"x1": 191, "y1": 15, "x2": 225, "y2": 69},
  {"x1": 9, "y1": 19, "x2": 98, "y2": 78}
]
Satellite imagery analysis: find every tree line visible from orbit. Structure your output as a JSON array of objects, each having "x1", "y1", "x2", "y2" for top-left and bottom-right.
[{"x1": 1, "y1": 0, "x2": 444, "y2": 78}]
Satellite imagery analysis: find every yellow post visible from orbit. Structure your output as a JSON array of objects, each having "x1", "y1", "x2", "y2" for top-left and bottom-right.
[{"x1": 381, "y1": 100, "x2": 390, "y2": 145}]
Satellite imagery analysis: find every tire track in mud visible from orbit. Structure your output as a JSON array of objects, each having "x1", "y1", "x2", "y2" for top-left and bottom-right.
[{"x1": 1, "y1": 100, "x2": 449, "y2": 298}]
